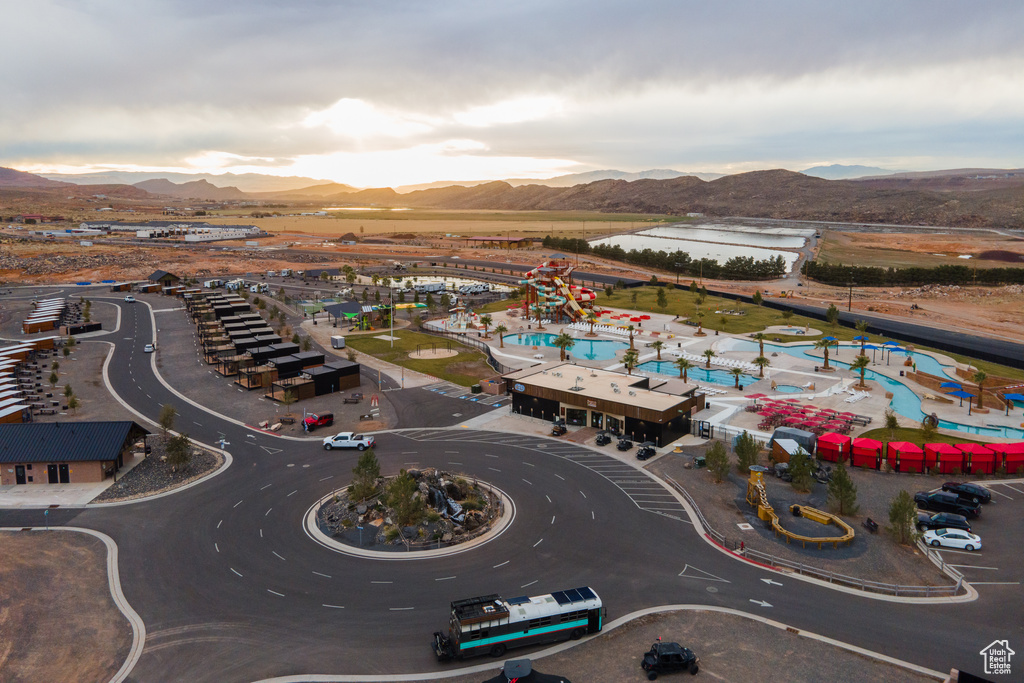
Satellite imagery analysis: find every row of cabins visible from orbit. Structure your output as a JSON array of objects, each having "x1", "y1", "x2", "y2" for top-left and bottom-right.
[
  {"x1": 22, "y1": 298, "x2": 68, "y2": 334},
  {"x1": 0, "y1": 337, "x2": 62, "y2": 425},
  {"x1": 770, "y1": 428, "x2": 1024, "y2": 475},
  {"x1": 185, "y1": 290, "x2": 359, "y2": 401}
]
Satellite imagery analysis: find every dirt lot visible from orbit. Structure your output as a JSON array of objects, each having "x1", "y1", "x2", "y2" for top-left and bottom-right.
[
  {"x1": 649, "y1": 451, "x2": 959, "y2": 590},
  {"x1": 0, "y1": 530, "x2": 132, "y2": 683},
  {"x1": 441, "y1": 609, "x2": 938, "y2": 683}
]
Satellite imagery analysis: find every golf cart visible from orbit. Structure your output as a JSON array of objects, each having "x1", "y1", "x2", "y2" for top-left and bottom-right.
[
  {"x1": 551, "y1": 417, "x2": 567, "y2": 436},
  {"x1": 616, "y1": 436, "x2": 633, "y2": 451},
  {"x1": 595, "y1": 431, "x2": 612, "y2": 446},
  {"x1": 636, "y1": 441, "x2": 657, "y2": 460},
  {"x1": 641, "y1": 641, "x2": 700, "y2": 678}
]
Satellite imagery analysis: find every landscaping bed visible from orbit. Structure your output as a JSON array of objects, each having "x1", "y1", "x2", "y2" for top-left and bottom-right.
[{"x1": 91, "y1": 440, "x2": 223, "y2": 504}]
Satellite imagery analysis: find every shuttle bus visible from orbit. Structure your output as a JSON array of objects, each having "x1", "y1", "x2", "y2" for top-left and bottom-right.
[{"x1": 432, "y1": 586, "x2": 602, "y2": 661}]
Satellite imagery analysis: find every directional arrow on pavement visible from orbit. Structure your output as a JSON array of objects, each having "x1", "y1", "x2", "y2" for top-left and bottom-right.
[
  {"x1": 749, "y1": 599, "x2": 773, "y2": 608},
  {"x1": 760, "y1": 578, "x2": 783, "y2": 586},
  {"x1": 260, "y1": 446, "x2": 283, "y2": 455}
]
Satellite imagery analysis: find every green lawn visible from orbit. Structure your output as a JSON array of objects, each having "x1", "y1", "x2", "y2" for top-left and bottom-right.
[
  {"x1": 344, "y1": 330, "x2": 494, "y2": 387},
  {"x1": 856, "y1": 427, "x2": 983, "y2": 447}
]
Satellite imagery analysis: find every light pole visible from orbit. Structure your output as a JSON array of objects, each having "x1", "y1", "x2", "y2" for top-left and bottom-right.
[{"x1": 847, "y1": 281, "x2": 854, "y2": 312}]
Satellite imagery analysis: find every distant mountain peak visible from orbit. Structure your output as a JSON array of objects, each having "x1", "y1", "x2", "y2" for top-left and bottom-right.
[{"x1": 800, "y1": 164, "x2": 896, "y2": 180}]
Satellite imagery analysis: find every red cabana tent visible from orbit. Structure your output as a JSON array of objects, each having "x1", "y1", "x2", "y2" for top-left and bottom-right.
[
  {"x1": 957, "y1": 443, "x2": 996, "y2": 474},
  {"x1": 924, "y1": 442, "x2": 963, "y2": 474},
  {"x1": 987, "y1": 442, "x2": 1024, "y2": 474},
  {"x1": 851, "y1": 437, "x2": 883, "y2": 469},
  {"x1": 887, "y1": 441, "x2": 925, "y2": 473},
  {"x1": 817, "y1": 432, "x2": 852, "y2": 462}
]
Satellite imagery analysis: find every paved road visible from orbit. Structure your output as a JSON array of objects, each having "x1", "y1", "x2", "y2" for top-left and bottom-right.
[{"x1": 1, "y1": 298, "x2": 1019, "y2": 681}]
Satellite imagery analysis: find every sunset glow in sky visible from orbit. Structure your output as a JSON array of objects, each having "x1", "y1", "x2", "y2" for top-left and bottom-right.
[{"x1": 3, "y1": 1, "x2": 1023, "y2": 187}]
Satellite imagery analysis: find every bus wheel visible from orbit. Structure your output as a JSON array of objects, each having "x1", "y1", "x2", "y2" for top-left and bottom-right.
[
  {"x1": 570, "y1": 628, "x2": 585, "y2": 640},
  {"x1": 490, "y1": 644, "x2": 506, "y2": 657}
]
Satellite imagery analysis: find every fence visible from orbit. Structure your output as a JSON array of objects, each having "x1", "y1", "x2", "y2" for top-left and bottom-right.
[
  {"x1": 417, "y1": 322, "x2": 516, "y2": 375},
  {"x1": 665, "y1": 476, "x2": 965, "y2": 598}
]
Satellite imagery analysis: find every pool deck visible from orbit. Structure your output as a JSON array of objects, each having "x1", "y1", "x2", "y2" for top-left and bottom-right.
[{"x1": 474, "y1": 307, "x2": 1024, "y2": 443}]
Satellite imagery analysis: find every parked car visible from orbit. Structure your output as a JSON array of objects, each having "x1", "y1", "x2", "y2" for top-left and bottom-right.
[
  {"x1": 636, "y1": 442, "x2": 657, "y2": 461},
  {"x1": 941, "y1": 481, "x2": 992, "y2": 504},
  {"x1": 915, "y1": 491, "x2": 981, "y2": 518},
  {"x1": 923, "y1": 528, "x2": 982, "y2": 552},
  {"x1": 595, "y1": 431, "x2": 612, "y2": 446},
  {"x1": 123, "y1": 295, "x2": 135, "y2": 303},
  {"x1": 917, "y1": 512, "x2": 971, "y2": 533},
  {"x1": 143, "y1": 343, "x2": 154, "y2": 353},
  {"x1": 641, "y1": 641, "x2": 699, "y2": 679},
  {"x1": 616, "y1": 437, "x2": 633, "y2": 451},
  {"x1": 322, "y1": 432, "x2": 375, "y2": 450},
  {"x1": 303, "y1": 412, "x2": 334, "y2": 432}
]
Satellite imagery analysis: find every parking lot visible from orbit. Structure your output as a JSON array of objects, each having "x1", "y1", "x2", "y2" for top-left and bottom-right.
[{"x1": 925, "y1": 479, "x2": 1024, "y2": 593}]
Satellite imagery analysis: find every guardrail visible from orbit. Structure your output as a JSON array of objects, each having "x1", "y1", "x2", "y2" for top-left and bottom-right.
[{"x1": 664, "y1": 475, "x2": 964, "y2": 598}]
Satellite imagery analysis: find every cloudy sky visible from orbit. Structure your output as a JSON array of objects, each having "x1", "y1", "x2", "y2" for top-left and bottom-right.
[{"x1": 3, "y1": 0, "x2": 1023, "y2": 187}]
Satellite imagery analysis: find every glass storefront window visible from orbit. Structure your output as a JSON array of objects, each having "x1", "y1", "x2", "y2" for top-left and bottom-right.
[
  {"x1": 606, "y1": 416, "x2": 621, "y2": 434},
  {"x1": 565, "y1": 408, "x2": 587, "y2": 426},
  {"x1": 590, "y1": 412, "x2": 603, "y2": 429}
]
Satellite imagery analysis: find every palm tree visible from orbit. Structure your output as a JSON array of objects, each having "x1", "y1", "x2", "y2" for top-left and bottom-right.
[
  {"x1": 850, "y1": 354, "x2": 870, "y2": 389},
  {"x1": 627, "y1": 324, "x2": 636, "y2": 349},
  {"x1": 703, "y1": 348, "x2": 716, "y2": 368},
  {"x1": 814, "y1": 338, "x2": 833, "y2": 370},
  {"x1": 553, "y1": 332, "x2": 576, "y2": 361},
  {"x1": 587, "y1": 316, "x2": 597, "y2": 337},
  {"x1": 371, "y1": 274, "x2": 380, "y2": 287},
  {"x1": 729, "y1": 367, "x2": 745, "y2": 388},
  {"x1": 973, "y1": 370, "x2": 988, "y2": 410},
  {"x1": 752, "y1": 332, "x2": 767, "y2": 358},
  {"x1": 753, "y1": 355, "x2": 770, "y2": 378},
  {"x1": 494, "y1": 324, "x2": 508, "y2": 347},
  {"x1": 622, "y1": 349, "x2": 640, "y2": 375},
  {"x1": 479, "y1": 314, "x2": 493, "y2": 338},
  {"x1": 674, "y1": 357, "x2": 694, "y2": 383},
  {"x1": 651, "y1": 339, "x2": 665, "y2": 361},
  {"x1": 695, "y1": 310, "x2": 705, "y2": 335},
  {"x1": 855, "y1": 319, "x2": 870, "y2": 356}
]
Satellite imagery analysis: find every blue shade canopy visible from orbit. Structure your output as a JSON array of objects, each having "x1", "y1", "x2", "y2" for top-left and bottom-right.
[
  {"x1": 882, "y1": 341, "x2": 901, "y2": 346},
  {"x1": 853, "y1": 335, "x2": 869, "y2": 340},
  {"x1": 822, "y1": 336, "x2": 838, "y2": 341},
  {"x1": 947, "y1": 389, "x2": 976, "y2": 398},
  {"x1": 1002, "y1": 393, "x2": 1024, "y2": 401},
  {"x1": 940, "y1": 382, "x2": 963, "y2": 388},
  {"x1": 863, "y1": 344, "x2": 880, "y2": 350}
]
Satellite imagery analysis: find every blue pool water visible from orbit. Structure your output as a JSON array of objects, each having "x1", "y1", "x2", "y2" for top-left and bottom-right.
[
  {"x1": 730, "y1": 340, "x2": 1023, "y2": 439},
  {"x1": 504, "y1": 333, "x2": 629, "y2": 361},
  {"x1": 638, "y1": 361, "x2": 758, "y2": 387},
  {"x1": 774, "y1": 384, "x2": 804, "y2": 393}
]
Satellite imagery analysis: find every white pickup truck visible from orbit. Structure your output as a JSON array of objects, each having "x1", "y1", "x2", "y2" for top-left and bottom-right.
[{"x1": 322, "y1": 432, "x2": 375, "y2": 451}]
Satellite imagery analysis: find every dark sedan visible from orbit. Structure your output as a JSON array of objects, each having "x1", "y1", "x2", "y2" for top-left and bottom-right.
[
  {"x1": 917, "y1": 512, "x2": 971, "y2": 533},
  {"x1": 941, "y1": 481, "x2": 992, "y2": 504}
]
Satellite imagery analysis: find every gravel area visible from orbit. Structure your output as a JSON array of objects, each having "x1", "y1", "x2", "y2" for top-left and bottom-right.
[
  {"x1": 648, "y1": 448, "x2": 957, "y2": 589},
  {"x1": 440, "y1": 609, "x2": 939, "y2": 683},
  {"x1": 91, "y1": 440, "x2": 223, "y2": 503}
]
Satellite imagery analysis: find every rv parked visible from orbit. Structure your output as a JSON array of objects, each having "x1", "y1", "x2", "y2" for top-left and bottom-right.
[
  {"x1": 414, "y1": 282, "x2": 447, "y2": 294},
  {"x1": 250, "y1": 283, "x2": 269, "y2": 294},
  {"x1": 280, "y1": 269, "x2": 292, "y2": 277},
  {"x1": 203, "y1": 279, "x2": 224, "y2": 289}
]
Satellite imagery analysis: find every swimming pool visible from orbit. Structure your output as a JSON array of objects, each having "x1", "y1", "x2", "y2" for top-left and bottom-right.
[
  {"x1": 638, "y1": 360, "x2": 758, "y2": 387},
  {"x1": 773, "y1": 384, "x2": 804, "y2": 393},
  {"x1": 503, "y1": 333, "x2": 629, "y2": 361},
  {"x1": 727, "y1": 339, "x2": 1024, "y2": 438}
]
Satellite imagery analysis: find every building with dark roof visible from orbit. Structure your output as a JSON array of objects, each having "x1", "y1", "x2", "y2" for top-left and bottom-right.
[
  {"x1": 148, "y1": 270, "x2": 181, "y2": 286},
  {"x1": 0, "y1": 421, "x2": 149, "y2": 485}
]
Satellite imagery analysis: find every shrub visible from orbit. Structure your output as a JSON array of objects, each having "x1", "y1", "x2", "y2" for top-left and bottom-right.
[
  {"x1": 385, "y1": 526, "x2": 401, "y2": 542},
  {"x1": 887, "y1": 490, "x2": 918, "y2": 545},
  {"x1": 788, "y1": 448, "x2": 814, "y2": 492},
  {"x1": 705, "y1": 441, "x2": 730, "y2": 483}
]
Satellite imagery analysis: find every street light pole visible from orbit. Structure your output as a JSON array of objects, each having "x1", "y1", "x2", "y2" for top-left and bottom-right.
[{"x1": 847, "y1": 282, "x2": 854, "y2": 312}]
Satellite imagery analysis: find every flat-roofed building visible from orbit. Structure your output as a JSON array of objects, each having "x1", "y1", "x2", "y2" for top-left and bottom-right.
[{"x1": 503, "y1": 362, "x2": 705, "y2": 446}]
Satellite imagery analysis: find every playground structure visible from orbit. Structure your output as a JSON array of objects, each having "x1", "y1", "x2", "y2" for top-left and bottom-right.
[
  {"x1": 520, "y1": 260, "x2": 598, "y2": 324},
  {"x1": 745, "y1": 466, "x2": 855, "y2": 549}
]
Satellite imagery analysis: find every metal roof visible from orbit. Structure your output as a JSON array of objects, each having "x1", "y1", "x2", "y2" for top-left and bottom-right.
[{"x1": 0, "y1": 421, "x2": 149, "y2": 464}]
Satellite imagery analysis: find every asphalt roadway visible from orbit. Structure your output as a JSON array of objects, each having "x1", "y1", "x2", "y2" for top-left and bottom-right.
[{"x1": 1, "y1": 299, "x2": 1020, "y2": 682}]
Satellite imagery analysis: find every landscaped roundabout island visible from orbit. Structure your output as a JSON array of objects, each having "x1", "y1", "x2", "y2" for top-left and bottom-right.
[{"x1": 310, "y1": 453, "x2": 512, "y2": 556}]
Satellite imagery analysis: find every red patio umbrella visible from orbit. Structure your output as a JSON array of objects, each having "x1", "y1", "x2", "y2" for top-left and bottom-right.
[
  {"x1": 837, "y1": 412, "x2": 857, "y2": 418},
  {"x1": 746, "y1": 393, "x2": 768, "y2": 400},
  {"x1": 784, "y1": 398, "x2": 802, "y2": 403},
  {"x1": 818, "y1": 408, "x2": 838, "y2": 414},
  {"x1": 639, "y1": 315, "x2": 651, "y2": 320}
]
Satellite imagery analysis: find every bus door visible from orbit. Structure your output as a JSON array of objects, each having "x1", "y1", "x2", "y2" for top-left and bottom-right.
[{"x1": 587, "y1": 607, "x2": 602, "y2": 633}]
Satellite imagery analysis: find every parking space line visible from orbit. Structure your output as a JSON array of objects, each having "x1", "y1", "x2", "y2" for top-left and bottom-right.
[
  {"x1": 948, "y1": 564, "x2": 999, "y2": 570},
  {"x1": 935, "y1": 548, "x2": 983, "y2": 556},
  {"x1": 999, "y1": 483, "x2": 1024, "y2": 495},
  {"x1": 986, "y1": 487, "x2": 1013, "y2": 500}
]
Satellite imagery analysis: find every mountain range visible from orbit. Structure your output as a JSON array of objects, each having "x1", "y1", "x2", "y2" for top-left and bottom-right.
[{"x1": 5, "y1": 165, "x2": 1023, "y2": 229}]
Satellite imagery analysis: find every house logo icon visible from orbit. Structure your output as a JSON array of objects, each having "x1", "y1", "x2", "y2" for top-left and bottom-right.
[{"x1": 980, "y1": 640, "x2": 1014, "y2": 675}]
